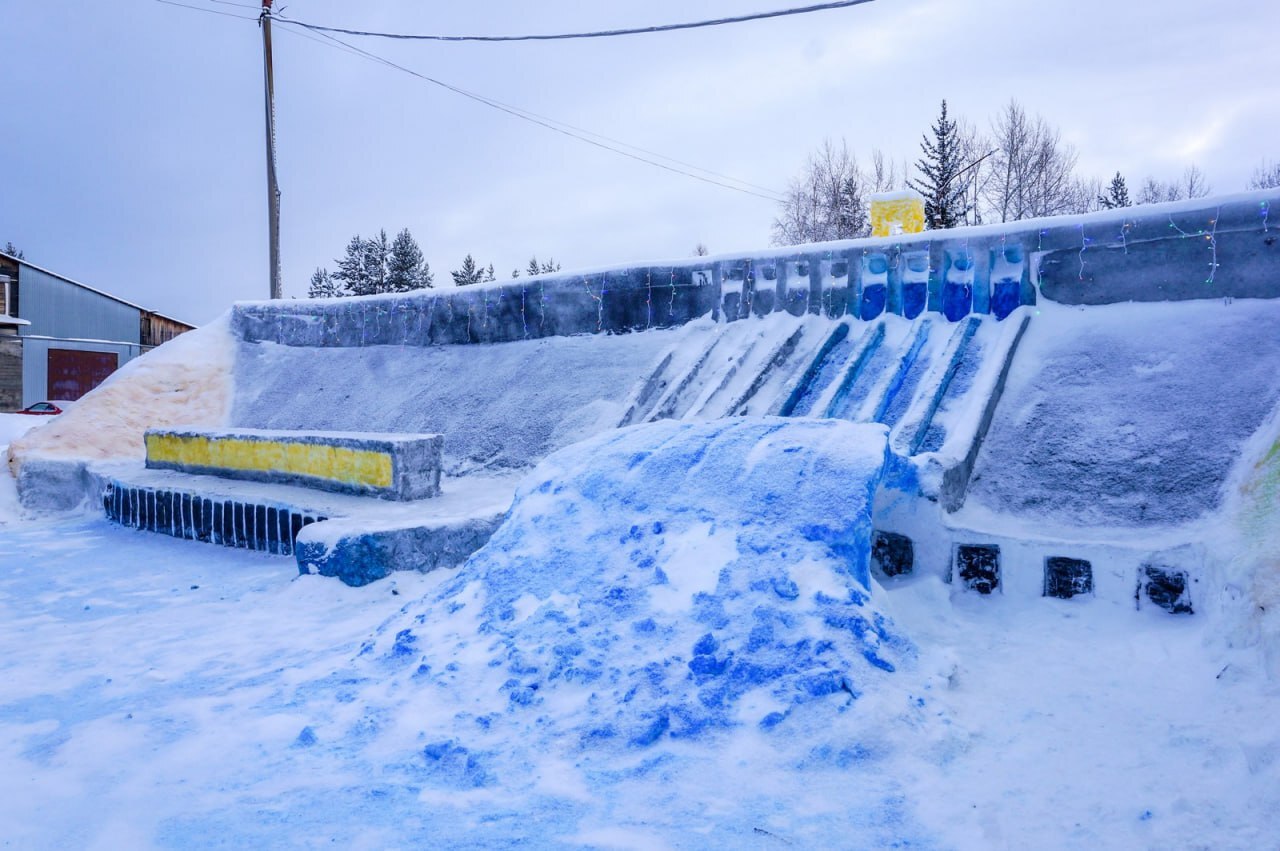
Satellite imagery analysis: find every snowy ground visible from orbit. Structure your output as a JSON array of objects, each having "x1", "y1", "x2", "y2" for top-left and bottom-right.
[{"x1": 1, "y1": 457, "x2": 1277, "y2": 848}]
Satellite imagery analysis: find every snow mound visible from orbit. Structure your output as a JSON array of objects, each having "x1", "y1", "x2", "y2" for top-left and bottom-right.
[
  {"x1": 332, "y1": 419, "x2": 932, "y2": 843},
  {"x1": 379, "y1": 417, "x2": 907, "y2": 743},
  {"x1": 7, "y1": 315, "x2": 234, "y2": 473}
]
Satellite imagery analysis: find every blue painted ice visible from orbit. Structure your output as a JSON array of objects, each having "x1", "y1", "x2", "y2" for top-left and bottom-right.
[{"x1": 343, "y1": 417, "x2": 929, "y2": 844}]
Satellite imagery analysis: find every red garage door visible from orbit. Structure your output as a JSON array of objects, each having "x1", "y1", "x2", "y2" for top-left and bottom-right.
[{"x1": 48, "y1": 349, "x2": 119, "y2": 401}]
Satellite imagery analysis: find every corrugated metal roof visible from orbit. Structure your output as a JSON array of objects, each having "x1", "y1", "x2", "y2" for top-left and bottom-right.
[{"x1": 0, "y1": 251, "x2": 196, "y2": 328}]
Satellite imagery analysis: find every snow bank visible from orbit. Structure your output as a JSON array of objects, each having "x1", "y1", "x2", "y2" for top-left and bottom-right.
[
  {"x1": 322, "y1": 418, "x2": 931, "y2": 843},
  {"x1": 0, "y1": 413, "x2": 45, "y2": 450},
  {"x1": 7, "y1": 315, "x2": 235, "y2": 474}
]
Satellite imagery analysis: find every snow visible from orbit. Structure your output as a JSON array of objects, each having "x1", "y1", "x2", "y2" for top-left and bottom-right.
[
  {"x1": 7, "y1": 315, "x2": 236, "y2": 472},
  {"x1": 2, "y1": 426, "x2": 1278, "y2": 847},
  {"x1": 4, "y1": 220, "x2": 1280, "y2": 845},
  {"x1": 0, "y1": 412, "x2": 47, "y2": 449},
  {"x1": 232, "y1": 324, "x2": 682, "y2": 475},
  {"x1": 963, "y1": 299, "x2": 1280, "y2": 530}
]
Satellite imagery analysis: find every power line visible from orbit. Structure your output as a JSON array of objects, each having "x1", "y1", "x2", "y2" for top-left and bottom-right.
[
  {"x1": 281, "y1": 24, "x2": 783, "y2": 198},
  {"x1": 269, "y1": 0, "x2": 876, "y2": 43},
  {"x1": 154, "y1": 0, "x2": 258, "y2": 21},
  {"x1": 275, "y1": 22, "x2": 787, "y2": 202},
  {"x1": 156, "y1": 0, "x2": 789, "y2": 201}
]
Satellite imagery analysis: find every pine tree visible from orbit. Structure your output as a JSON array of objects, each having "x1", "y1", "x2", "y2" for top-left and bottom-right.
[
  {"x1": 908, "y1": 100, "x2": 971, "y2": 229},
  {"x1": 483, "y1": 263, "x2": 496, "y2": 283},
  {"x1": 539, "y1": 259, "x2": 560, "y2": 274},
  {"x1": 357, "y1": 229, "x2": 391, "y2": 295},
  {"x1": 451, "y1": 254, "x2": 484, "y2": 286},
  {"x1": 1097, "y1": 172, "x2": 1131, "y2": 209},
  {"x1": 307, "y1": 267, "x2": 342, "y2": 298},
  {"x1": 511, "y1": 269, "x2": 521, "y2": 278},
  {"x1": 333, "y1": 235, "x2": 370, "y2": 296},
  {"x1": 387, "y1": 228, "x2": 432, "y2": 291},
  {"x1": 526, "y1": 257, "x2": 541, "y2": 277},
  {"x1": 2, "y1": 241, "x2": 22, "y2": 260}
]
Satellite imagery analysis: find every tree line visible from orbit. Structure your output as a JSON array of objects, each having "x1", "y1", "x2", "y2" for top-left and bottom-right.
[
  {"x1": 773, "y1": 98, "x2": 1280, "y2": 244},
  {"x1": 307, "y1": 228, "x2": 561, "y2": 298}
]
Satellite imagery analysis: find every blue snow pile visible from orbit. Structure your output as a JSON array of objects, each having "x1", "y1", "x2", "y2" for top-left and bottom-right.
[{"x1": 364, "y1": 418, "x2": 914, "y2": 769}]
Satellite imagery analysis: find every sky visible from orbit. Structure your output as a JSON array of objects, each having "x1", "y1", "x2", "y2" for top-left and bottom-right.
[{"x1": 2, "y1": 0, "x2": 1277, "y2": 324}]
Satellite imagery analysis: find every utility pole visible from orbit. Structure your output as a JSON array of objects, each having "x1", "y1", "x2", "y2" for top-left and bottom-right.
[{"x1": 260, "y1": 0, "x2": 282, "y2": 299}]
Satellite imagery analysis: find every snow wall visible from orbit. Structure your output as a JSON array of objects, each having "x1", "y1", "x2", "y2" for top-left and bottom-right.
[{"x1": 234, "y1": 192, "x2": 1277, "y2": 349}]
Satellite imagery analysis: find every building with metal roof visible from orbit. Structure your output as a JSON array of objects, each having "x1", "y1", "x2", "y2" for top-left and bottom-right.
[{"x1": 0, "y1": 251, "x2": 195, "y2": 410}]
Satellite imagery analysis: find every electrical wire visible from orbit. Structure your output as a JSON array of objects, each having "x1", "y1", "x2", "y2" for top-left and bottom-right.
[
  {"x1": 275, "y1": 22, "x2": 787, "y2": 202},
  {"x1": 154, "y1": 0, "x2": 259, "y2": 21},
  {"x1": 269, "y1": 1, "x2": 875, "y2": 43},
  {"x1": 155, "y1": 0, "x2": 789, "y2": 201}
]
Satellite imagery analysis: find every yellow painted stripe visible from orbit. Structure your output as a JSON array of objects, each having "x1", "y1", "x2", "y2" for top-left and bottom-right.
[{"x1": 146, "y1": 433, "x2": 393, "y2": 490}]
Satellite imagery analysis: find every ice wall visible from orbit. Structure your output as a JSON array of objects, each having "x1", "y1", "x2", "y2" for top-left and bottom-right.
[{"x1": 231, "y1": 192, "x2": 1277, "y2": 350}]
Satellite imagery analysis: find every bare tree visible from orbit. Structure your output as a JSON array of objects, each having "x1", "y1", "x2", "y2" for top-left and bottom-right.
[
  {"x1": 1181, "y1": 164, "x2": 1211, "y2": 199},
  {"x1": 869, "y1": 148, "x2": 898, "y2": 193},
  {"x1": 1134, "y1": 166, "x2": 1210, "y2": 205},
  {"x1": 1135, "y1": 176, "x2": 1179, "y2": 204},
  {"x1": 772, "y1": 139, "x2": 870, "y2": 245},
  {"x1": 954, "y1": 117, "x2": 992, "y2": 225},
  {"x1": 1250, "y1": 160, "x2": 1280, "y2": 190},
  {"x1": 983, "y1": 99, "x2": 1081, "y2": 222}
]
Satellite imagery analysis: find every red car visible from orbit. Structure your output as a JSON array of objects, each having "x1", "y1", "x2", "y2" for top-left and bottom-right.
[{"x1": 17, "y1": 401, "x2": 63, "y2": 415}]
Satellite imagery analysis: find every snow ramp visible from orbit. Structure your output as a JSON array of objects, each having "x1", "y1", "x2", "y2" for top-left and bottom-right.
[{"x1": 341, "y1": 417, "x2": 932, "y2": 846}]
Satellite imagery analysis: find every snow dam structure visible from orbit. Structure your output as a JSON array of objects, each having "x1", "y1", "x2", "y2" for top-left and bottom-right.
[{"x1": 15, "y1": 191, "x2": 1280, "y2": 620}]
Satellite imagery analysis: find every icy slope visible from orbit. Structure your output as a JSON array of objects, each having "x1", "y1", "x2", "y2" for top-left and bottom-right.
[
  {"x1": 964, "y1": 299, "x2": 1280, "y2": 530},
  {"x1": 232, "y1": 323, "x2": 689, "y2": 474}
]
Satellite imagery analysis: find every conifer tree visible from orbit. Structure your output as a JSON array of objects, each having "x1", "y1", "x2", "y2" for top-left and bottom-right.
[
  {"x1": 908, "y1": 100, "x2": 971, "y2": 229},
  {"x1": 359, "y1": 229, "x2": 391, "y2": 295},
  {"x1": 527, "y1": 257, "x2": 541, "y2": 277},
  {"x1": 307, "y1": 267, "x2": 341, "y2": 298},
  {"x1": 451, "y1": 254, "x2": 484, "y2": 286},
  {"x1": 483, "y1": 263, "x2": 496, "y2": 283},
  {"x1": 333, "y1": 235, "x2": 371, "y2": 295},
  {"x1": 387, "y1": 228, "x2": 432, "y2": 291},
  {"x1": 1097, "y1": 172, "x2": 1131, "y2": 209},
  {"x1": 539, "y1": 258, "x2": 560, "y2": 274},
  {"x1": 2, "y1": 241, "x2": 23, "y2": 260}
]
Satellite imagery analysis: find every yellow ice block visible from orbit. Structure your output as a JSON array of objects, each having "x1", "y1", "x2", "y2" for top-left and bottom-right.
[{"x1": 870, "y1": 191, "x2": 926, "y2": 237}]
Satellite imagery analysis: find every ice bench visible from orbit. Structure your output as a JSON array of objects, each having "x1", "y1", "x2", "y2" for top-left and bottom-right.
[
  {"x1": 144, "y1": 428, "x2": 443, "y2": 501},
  {"x1": 98, "y1": 428, "x2": 511, "y2": 586}
]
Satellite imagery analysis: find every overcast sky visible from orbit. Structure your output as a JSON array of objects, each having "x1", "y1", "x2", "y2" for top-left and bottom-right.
[{"x1": 2, "y1": 0, "x2": 1276, "y2": 324}]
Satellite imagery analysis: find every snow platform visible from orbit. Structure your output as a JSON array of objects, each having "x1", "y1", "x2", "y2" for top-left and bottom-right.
[{"x1": 99, "y1": 464, "x2": 514, "y2": 586}]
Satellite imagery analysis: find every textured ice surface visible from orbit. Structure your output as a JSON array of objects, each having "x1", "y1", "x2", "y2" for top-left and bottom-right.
[
  {"x1": 966, "y1": 299, "x2": 1280, "y2": 528},
  {"x1": 231, "y1": 327, "x2": 683, "y2": 474}
]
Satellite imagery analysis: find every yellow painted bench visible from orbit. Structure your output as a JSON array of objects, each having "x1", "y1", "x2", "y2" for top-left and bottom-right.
[{"x1": 144, "y1": 428, "x2": 442, "y2": 501}]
